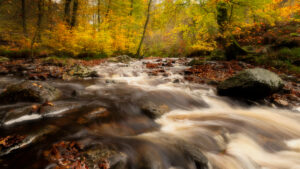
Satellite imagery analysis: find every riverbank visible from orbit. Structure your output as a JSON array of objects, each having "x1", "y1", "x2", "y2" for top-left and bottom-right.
[{"x1": 0, "y1": 56, "x2": 299, "y2": 108}]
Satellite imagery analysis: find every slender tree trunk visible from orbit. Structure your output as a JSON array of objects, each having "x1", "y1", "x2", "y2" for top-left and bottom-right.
[
  {"x1": 97, "y1": 0, "x2": 101, "y2": 25},
  {"x1": 126, "y1": 0, "x2": 134, "y2": 51},
  {"x1": 36, "y1": 0, "x2": 43, "y2": 41},
  {"x1": 129, "y1": 0, "x2": 133, "y2": 16},
  {"x1": 48, "y1": 0, "x2": 54, "y2": 30},
  {"x1": 70, "y1": 0, "x2": 78, "y2": 28},
  {"x1": 64, "y1": 0, "x2": 72, "y2": 24},
  {"x1": 31, "y1": 0, "x2": 44, "y2": 59},
  {"x1": 136, "y1": 0, "x2": 152, "y2": 58},
  {"x1": 21, "y1": 0, "x2": 27, "y2": 37},
  {"x1": 105, "y1": 0, "x2": 111, "y2": 18}
]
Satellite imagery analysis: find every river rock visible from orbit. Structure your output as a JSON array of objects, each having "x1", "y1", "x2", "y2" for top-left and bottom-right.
[
  {"x1": 217, "y1": 68, "x2": 284, "y2": 99},
  {"x1": 141, "y1": 101, "x2": 170, "y2": 119},
  {"x1": 67, "y1": 65, "x2": 98, "y2": 78},
  {"x1": 83, "y1": 147, "x2": 127, "y2": 169},
  {"x1": 0, "y1": 81, "x2": 62, "y2": 104}
]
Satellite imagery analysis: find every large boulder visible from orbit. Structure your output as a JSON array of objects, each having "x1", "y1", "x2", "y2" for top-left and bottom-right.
[
  {"x1": 0, "y1": 81, "x2": 62, "y2": 104},
  {"x1": 217, "y1": 68, "x2": 284, "y2": 99}
]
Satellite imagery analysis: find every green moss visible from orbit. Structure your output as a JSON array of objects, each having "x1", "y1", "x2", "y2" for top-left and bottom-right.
[
  {"x1": 290, "y1": 47, "x2": 300, "y2": 58},
  {"x1": 290, "y1": 33, "x2": 300, "y2": 37},
  {"x1": 277, "y1": 48, "x2": 293, "y2": 61},
  {"x1": 209, "y1": 49, "x2": 226, "y2": 61}
]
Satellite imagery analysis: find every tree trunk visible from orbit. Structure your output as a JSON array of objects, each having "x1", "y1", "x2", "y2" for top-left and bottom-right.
[
  {"x1": 31, "y1": 0, "x2": 44, "y2": 59},
  {"x1": 136, "y1": 0, "x2": 152, "y2": 58},
  {"x1": 105, "y1": 0, "x2": 111, "y2": 18},
  {"x1": 70, "y1": 0, "x2": 78, "y2": 28},
  {"x1": 129, "y1": 0, "x2": 134, "y2": 16},
  {"x1": 36, "y1": 0, "x2": 43, "y2": 42},
  {"x1": 126, "y1": 0, "x2": 134, "y2": 51},
  {"x1": 21, "y1": 0, "x2": 27, "y2": 37},
  {"x1": 48, "y1": 0, "x2": 54, "y2": 30},
  {"x1": 97, "y1": 0, "x2": 101, "y2": 24},
  {"x1": 64, "y1": 0, "x2": 72, "y2": 24}
]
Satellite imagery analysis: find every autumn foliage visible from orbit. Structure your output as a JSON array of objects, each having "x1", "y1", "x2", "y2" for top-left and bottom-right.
[{"x1": 0, "y1": 0, "x2": 298, "y2": 58}]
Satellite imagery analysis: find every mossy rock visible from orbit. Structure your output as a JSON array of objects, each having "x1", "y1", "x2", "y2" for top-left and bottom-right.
[
  {"x1": 0, "y1": 81, "x2": 62, "y2": 104},
  {"x1": 217, "y1": 68, "x2": 284, "y2": 99},
  {"x1": 67, "y1": 65, "x2": 98, "y2": 78},
  {"x1": 141, "y1": 101, "x2": 170, "y2": 119}
]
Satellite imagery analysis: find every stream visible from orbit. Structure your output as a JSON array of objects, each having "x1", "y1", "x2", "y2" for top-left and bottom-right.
[{"x1": 0, "y1": 58, "x2": 300, "y2": 169}]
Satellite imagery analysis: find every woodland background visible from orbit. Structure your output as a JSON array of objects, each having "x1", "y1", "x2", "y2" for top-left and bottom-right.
[{"x1": 0, "y1": 0, "x2": 299, "y2": 59}]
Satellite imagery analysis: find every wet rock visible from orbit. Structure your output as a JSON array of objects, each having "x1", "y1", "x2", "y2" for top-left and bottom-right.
[
  {"x1": 173, "y1": 79, "x2": 180, "y2": 83},
  {"x1": 66, "y1": 65, "x2": 99, "y2": 78},
  {"x1": 1, "y1": 127, "x2": 55, "y2": 157},
  {"x1": 44, "y1": 141, "x2": 127, "y2": 169},
  {"x1": 217, "y1": 68, "x2": 284, "y2": 99},
  {"x1": 141, "y1": 102, "x2": 170, "y2": 119},
  {"x1": 274, "y1": 98, "x2": 289, "y2": 107},
  {"x1": 163, "y1": 72, "x2": 170, "y2": 77},
  {"x1": 105, "y1": 79, "x2": 116, "y2": 84},
  {"x1": 0, "y1": 81, "x2": 62, "y2": 104},
  {"x1": 0, "y1": 135, "x2": 25, "y2": 153},
  {"x1": 162, "y1": 61, "x2": 173, "y2": 67},
  {"x1": 146, "y1": 63, "x2": 161, "y2": 69},
  {"x1": 83, "y1": 146, "x2": 127, "y2": 169},
  {"x1": 43, "y1": 141, "x2": 88, "y2": 168}
]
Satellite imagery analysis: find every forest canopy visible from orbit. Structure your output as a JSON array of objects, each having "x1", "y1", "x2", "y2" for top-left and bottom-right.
[{"x1": 0, "y1": 0, "x2": 299, "y2": 58}]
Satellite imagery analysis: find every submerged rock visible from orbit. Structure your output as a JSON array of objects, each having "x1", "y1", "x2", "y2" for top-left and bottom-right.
[
  {"x1": 0, "y1": 127, "x2": 56, "y2": 157},
  {"x1": 141, "y1": 101, "x2": 170, "y2": 119},
  {"x1": 0, "y1": 81, "x2": 62, "y2": 104},
  {"x1": 217, "y1": 68, "x2": 284, "y2": 99}
]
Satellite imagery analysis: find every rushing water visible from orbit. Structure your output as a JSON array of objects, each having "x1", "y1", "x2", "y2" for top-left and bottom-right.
[{"x1": 0, "y1": 59, "x2": 300, "y2": 169}]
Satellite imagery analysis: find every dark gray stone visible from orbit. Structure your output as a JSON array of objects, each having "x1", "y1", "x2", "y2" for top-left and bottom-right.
[
  {"x1": 217, "y1": 68, "x2": 284, "y2": 99},
  {"x1": 0, "y1": 81, "x2": 62, "y2": 104}
]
